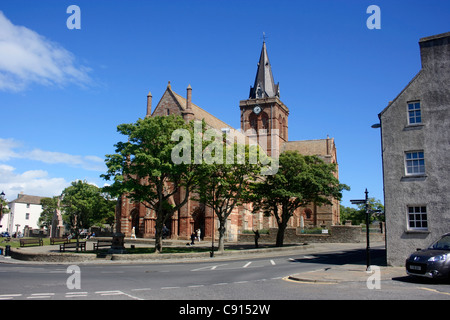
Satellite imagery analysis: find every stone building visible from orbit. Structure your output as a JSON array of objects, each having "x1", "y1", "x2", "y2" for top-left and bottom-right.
[
  {"x1": 378, "y1": 32, "x2": 450, "y2": 266},
  {"x1": 0, "y1": 192, "x2": 44, "y2": 236},
  {"x1": 116, "y1": 41, "x2": 341, "y2": 240}
]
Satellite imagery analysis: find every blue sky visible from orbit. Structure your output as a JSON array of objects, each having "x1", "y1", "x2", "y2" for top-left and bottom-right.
[{"x1": 0, "y1": 0, "x2": 449, "y2": 207}]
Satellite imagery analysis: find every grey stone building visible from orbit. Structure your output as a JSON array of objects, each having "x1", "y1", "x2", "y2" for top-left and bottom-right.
[{"x1": 378, "y1": 32, "x2": 450, "y2": 266}]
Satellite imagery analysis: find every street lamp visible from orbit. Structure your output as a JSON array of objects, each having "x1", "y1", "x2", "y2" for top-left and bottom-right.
[
  {"x1": 0, "y1": 191, "x2": 6, "y2": 228},
  {"x1": 210, "y1": 173, "x2": 217, "y2": 258}
]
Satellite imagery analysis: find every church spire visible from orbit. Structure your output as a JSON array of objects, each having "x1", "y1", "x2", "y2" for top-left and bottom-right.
[{"x1": 249, "y1": 41, "x2": 280, "y2": 99}]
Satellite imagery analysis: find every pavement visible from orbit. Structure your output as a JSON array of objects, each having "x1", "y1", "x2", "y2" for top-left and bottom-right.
[
  {"x1": 0, "y1": 239, "x2": 407, "y2": 283},
  {"x1": 287, "y1": 264, "x2": 406, "y2": 284}
]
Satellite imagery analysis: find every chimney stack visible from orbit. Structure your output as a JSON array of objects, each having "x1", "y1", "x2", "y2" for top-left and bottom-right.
[
  {"x1": 146, "y1": 91, "x2": 152, "y2": 117},
  {"x1": 186, "y1": 84, "x2": 192, "y2": 110},
  {"x1": 183, "y1": 84, "x2": 194, "y2": 121},
  {"x1": 419, "y1": 32, "x2": 450, "y2": 70}
]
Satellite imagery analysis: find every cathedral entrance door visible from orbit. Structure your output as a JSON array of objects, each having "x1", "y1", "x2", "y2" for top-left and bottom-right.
[
  {"x1": 131, "y1": 209, "x2": 140, "y2": 238},
  {"x1": 192, "y1": 205, "x2": 205, "y2": 240}
]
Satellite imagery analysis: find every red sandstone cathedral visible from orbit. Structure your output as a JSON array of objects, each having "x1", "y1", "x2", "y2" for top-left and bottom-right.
[{"x1": 115, "y1": 42, "x2": 340, "y2": 240}]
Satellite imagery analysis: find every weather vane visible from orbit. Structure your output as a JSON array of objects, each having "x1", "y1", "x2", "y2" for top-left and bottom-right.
[{"x1": 262, "y1": 32, "x2": 268, "y2": 42}]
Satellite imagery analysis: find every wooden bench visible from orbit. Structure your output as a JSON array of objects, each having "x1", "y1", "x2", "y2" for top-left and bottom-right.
[
  {"x1": 93, "y1": 240, "x2": 112, "y2": 251},
  {"x1": 59, "y1": 241, "x2": 86, "y2": 252},
  {"x1": 50, "y1": 237, "x2": 71, "y2": 245},
  {"x1": 20, "y1": 238, "x2": 43, "y2": 247}
]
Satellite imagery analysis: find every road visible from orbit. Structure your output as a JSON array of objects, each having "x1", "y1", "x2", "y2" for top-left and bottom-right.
[{"x1": 0, "y1": 245, "x2": 449, "y2": 304}]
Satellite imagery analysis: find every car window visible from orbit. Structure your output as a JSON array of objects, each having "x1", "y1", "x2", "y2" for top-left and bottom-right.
[{"x1": 429, "y1": 235, "x2": 450, "y2": 250}]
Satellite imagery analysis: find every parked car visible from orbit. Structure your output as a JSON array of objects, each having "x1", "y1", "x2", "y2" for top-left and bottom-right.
[
  {"x1": 406, "y1": 233, "x2": 450, "y2": 280},
  {"x1": 1, "y1": 232, "x2": 10, "y2": 238}
]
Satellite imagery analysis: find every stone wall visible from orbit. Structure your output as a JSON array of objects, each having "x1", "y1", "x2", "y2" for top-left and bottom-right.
[{"x1": 237, "y1": 226, "x2": 385, "y2": 244}]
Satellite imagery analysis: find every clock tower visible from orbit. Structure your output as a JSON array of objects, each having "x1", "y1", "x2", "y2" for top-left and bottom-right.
[{"x1": 240, "y1": 41, "x2": 289, "y2": 157}]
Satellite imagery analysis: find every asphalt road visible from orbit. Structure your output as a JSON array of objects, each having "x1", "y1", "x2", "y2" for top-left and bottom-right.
[{"x1": 1, "y1": 245, "x2": 449, "y2": 304}]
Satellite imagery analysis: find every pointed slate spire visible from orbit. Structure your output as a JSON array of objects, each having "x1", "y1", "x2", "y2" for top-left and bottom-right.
[{"x1": 249, "y1": 41, "x2": 280, "y2": 99}]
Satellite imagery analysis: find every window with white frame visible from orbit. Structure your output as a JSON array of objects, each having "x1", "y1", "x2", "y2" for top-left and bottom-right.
[
  {"x1": 407, "y1": 101, "x2": 422, "y2": 125},
  {"x1": 405, "y1": 151, "x2": 425, "y2": 175},
  {"x1": 407, "y1": 206, "x2": 428, "y2": 230}
]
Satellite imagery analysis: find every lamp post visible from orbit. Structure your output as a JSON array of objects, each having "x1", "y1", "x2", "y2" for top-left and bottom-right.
[{"x1": 210, "y1": 174, "x2": 217, "y2": 258}]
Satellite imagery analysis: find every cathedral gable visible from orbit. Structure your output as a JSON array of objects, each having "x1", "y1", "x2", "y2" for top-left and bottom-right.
[{"x1": 152, "y1": 85, "x2": 184, "y2": 117}]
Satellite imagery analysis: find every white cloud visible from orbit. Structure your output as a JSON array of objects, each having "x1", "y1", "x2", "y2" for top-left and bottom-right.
[
  {"x1": 0, "y1": 138, "x2": 105, "y2": 172},
  {"x1": 0, "y1": 138, "x2": 21, "y2": 161},
  {"x1": 0, "y1": 11, "x2": 91, "y2": 92},
  {"x1": 0, "y1": 165, "x2": 68, "y2": 200}
]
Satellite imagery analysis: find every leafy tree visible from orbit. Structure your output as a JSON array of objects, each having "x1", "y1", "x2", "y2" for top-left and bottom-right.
[
  {"x1": 102, "y1": 115, "x2": 197, "y2": 253},
  {"x1": 194, "y1": 142, "x2": 263, "y2": 253},
  {"x1": 0, "y1": 196, "x2": 10, "y2": 221},
  {"x1": 250, "y1": 151, "x2": 349, "y2": 247},
  {"x1": 340, "y1": 198, "x2": 384, "y2": 225},
  {"x1": 39, "y1": 196, "x2": 59, "y2": 229},
  {"x1": 62, "y1": 180, "x2": 114, "y2": 247}
]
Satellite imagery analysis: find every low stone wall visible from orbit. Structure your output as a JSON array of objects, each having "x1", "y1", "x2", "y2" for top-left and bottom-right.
[
  {"x1": 238, "y1": 226, "x2": 385, "y2": 244},
  {"x1": 10, "y1": 248, "x2": 97, "y2": 263}
]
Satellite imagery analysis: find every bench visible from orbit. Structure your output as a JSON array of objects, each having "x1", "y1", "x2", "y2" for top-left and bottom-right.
[
  {"x1": 20, "y1": 238, "x2": 43, "y2": 247},
  {"x1": 59, "y1": 241, "x2": 86, "y2": 252},
  {"x1": 50, "y1": 237, "x2": 71, "y2": 245},
  {"x1": 93, "y1": 240, "x2": 112, "y2": 251}
]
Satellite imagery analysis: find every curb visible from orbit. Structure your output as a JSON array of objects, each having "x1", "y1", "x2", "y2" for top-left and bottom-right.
[{"x1": 1, "y1": 243, "x2": 312, "y2": 265}]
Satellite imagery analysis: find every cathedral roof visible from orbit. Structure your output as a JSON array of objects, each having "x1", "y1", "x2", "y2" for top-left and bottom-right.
[
  {"x1": 249, "y1": 41, "x2": 280, "y2": 99},
  {"x1": 157, "y1": 83, "x2": 233, "y2": 131}
]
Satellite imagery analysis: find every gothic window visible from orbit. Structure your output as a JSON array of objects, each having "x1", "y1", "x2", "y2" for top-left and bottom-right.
[
  {"x1": 249, "y1": 113, "x2": 258, "y2": 131},
  {"x1": 261, "y1": 112, "x2": 269, "y2": 130}
]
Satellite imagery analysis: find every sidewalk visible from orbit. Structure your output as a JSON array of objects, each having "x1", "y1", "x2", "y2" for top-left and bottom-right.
[{"x1": 287, "y1": 264, "x2": 406, "y2": 284}]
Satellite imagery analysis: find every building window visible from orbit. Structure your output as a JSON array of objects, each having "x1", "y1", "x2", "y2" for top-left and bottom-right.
[
  {"x1": 408, "y1": 101, "x2": 422, "y2": 125},
  {"x1": 26, "y1": 203, "x2": 30, "y2": 208},
  {"x1": 407, "y1": 206, "x2": 427, "y2": 230},
  {"x1": 405, "y1": 151, "x2": 425, "y2": 175},
  {"x1": 25, "y1": 213, "x2": 30, "y2": 220}
]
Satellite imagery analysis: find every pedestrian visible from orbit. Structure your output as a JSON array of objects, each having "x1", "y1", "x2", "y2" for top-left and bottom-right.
[
  {"x1": 253, "y1": 229, "x2": 260, "y2": 248},
  {"x1": 197, "y1": 228, "x2": 201, "y2": 242},
  {"x1": 190, "y1": 232, "x2": 196, "y2": 245}
]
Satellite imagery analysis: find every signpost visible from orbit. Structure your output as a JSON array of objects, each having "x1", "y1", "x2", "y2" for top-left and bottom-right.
[{"x1": 351, "y1": 188, "x2": 371, "y2": 271}]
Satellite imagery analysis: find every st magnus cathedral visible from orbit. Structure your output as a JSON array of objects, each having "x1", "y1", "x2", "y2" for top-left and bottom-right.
[{"x1": 115, "y1": 41, "x2": 340, "y2": 241}]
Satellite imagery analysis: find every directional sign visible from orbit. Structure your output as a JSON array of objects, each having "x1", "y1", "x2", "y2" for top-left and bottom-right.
[{"x1": 350, "y1": 199, "x2": 366, "y2": 204}]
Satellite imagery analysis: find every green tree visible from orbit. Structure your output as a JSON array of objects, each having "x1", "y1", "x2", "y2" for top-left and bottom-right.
[
  {"x1": 194, "y1": 142, "x2": 263, "y2": 253},
  {"x1": 62, "y1": 180, "x2": 113, "y2": 247},
  {"x1": 0, "y1": 195, "x2": 10, "y2": 222},
  {"x1": 340, "y1": 198, "x2": 384, "y2": 225},
  {"x1": 250, "y1": 151, "x2": 349, "y2": 247},
  {"x1": 102, "y1": 115, "x2": 197, "y2": 253},
  {"x1": 39, "y1": 196, "x2": 59, "y2": 230}
]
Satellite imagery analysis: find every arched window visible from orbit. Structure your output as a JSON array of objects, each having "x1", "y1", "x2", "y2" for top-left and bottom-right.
[
  {"x1": 261, "y1": 112, "x2": 269, "y2": 130},
  {"x1": 249, "y1": 113, "x2": 258, "y2": 131}
]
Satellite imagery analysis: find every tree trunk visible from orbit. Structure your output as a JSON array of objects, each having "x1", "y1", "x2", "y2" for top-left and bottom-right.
[
  {"x1": 217, "y1": 219, "x2": 226, "y2": 253},
  {"x1": 276, "y1": 222, "x2": 287, "y2": 247},
  {"x1": 154, "y1": 216, "x2": 164, "y2": 254}
]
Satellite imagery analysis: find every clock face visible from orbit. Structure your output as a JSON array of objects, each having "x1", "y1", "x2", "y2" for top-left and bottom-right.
[{"x1": 253, "y1": 105, "x2": 261, "y2": 115}]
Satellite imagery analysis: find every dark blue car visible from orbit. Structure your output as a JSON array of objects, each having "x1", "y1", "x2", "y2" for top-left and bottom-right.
[{"x1": 406, "y1": 233, "x2": 450, "y2": 280}]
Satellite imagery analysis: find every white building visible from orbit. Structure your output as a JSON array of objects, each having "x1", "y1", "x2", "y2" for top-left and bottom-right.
[{"x1": 0, "y1": 193, "x2": 45, "y2": 236}]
